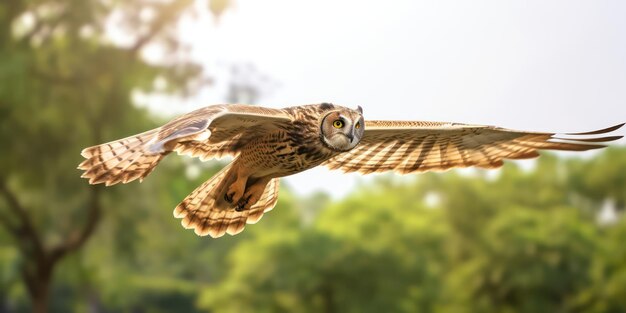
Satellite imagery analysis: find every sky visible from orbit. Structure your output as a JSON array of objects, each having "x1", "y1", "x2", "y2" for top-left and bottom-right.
[{"x1": 139, "y1": 0, "x2": 626, "y2": 197}]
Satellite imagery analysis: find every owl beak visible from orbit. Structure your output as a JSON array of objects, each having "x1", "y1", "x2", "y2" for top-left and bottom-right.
[{"x1": 346, "y1": 131, "x2": 354, "y2": 142}]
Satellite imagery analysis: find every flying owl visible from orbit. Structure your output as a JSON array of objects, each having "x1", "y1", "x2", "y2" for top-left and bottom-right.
[{"x1": 78, "y1": 103, "x2": 624, "y2": 238}]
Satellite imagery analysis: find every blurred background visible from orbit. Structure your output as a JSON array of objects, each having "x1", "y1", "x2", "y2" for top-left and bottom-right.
[{"x1": 1, "y1": 0, "x2": 626, "y2": 312}]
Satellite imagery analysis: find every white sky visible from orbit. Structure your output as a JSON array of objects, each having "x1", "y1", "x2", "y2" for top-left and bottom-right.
[{"x1": 142, "y1": 0, "x2": 626, "y2": 197}]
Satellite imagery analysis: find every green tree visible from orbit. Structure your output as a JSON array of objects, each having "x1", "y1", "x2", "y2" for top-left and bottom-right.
[
  {"x1": 568, "y1": 147, "x2": 626, "y2": 208},
  {"x1": 199, "y1": 180, "x2": 449, "y2": 313},
  {"x1": 0, "y1": 0, "x2": 220, "y2": 311},
  {"x1": 196, "y1": 149, "x2": 626, "y2": 313}
]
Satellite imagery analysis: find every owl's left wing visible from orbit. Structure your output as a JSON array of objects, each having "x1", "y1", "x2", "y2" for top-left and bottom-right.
[
  {"x1": 323, "y1": 120, "x2": 624, "y2": 174},
  {"x1": 162, "y1": 104, "x2": 293, "y2": 160}
]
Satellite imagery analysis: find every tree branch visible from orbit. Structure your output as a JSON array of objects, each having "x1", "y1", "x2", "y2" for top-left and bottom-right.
[
  {"x1": 49, "y1": 186, "x2": 101, "y2": 264},
  {"x1": 0, "y1": 177, "x2": 45, "y2": 260}
]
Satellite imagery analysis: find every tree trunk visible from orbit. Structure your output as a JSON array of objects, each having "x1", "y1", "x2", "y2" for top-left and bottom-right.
[
  {"x1": 0, "y1": 180, "x2": 101, "y2": 313},
  {"x1": 27, "y1": 265, "x2": 52, "y2": 313},
  {"x1": 31, "y1": 283, "x2": 50, "y2": 313}
]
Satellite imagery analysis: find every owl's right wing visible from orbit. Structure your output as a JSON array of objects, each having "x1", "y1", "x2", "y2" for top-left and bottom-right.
[
  {"x1": 79, "y1": 104, "x2": 292, "y2": 186},
  {"x1": 323, "y1": 120, "x2": 624, "y2": 174},
  {"x1": 154, "y1": 104, "x2": 293, "y2": 160}
]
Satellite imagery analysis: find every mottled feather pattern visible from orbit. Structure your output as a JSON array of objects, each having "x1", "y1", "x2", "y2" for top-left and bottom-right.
[
  {"x1": 78, "y1": 104, "x2": 313, "y2": 238},
  {"x1": 78, "y1": 103, "x2": 623, "y2": 238},
  {"x1": 174, "y1": 137, "x2": 242, "y2": 161},
  {"x1": 323, "y1": 121, "x2": 624, "y2": 174},
  {"x1": 166, "y1": 105, "x2": 292, "y2": 160}
]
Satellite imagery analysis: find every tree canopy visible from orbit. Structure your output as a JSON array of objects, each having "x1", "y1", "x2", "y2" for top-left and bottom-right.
[{"x1": 1, "y1": 0, "x2": 625, "y2": 312}]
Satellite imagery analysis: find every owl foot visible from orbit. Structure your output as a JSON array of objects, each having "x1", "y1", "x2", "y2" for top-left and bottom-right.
[
  {"x1": 235, "y1": 195, "x2": 251, "y2": 212},
  {"x1": 224, "y1": 192, "x2": 235, "y2": 203},
  {"x1": 224, "y1": 180, "x2": 246, "y2": 205},
  {"x1": 234, "y1": 179, "x2": 270, "y2": 212}
]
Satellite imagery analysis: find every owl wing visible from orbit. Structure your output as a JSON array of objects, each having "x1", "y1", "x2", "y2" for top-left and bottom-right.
[
  {"x1": 323, "y1": 121, "x2": 624, "y2": 174},
  {"x1": 174, "y1": 163, "x2": 281, "y2": 238},
  {"x1": 156, "y1": 104, "x2": 293, "y2": 160},
  {"x1": 79, "y1": 105, "x2": 292, "y2": 186}
]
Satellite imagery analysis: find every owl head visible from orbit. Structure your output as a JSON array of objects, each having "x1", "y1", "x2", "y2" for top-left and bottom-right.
[{"x1": 320, "y1": 105, "x2": 365, "y2": 151}]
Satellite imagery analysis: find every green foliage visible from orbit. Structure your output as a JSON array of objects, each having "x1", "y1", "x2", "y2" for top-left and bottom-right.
[
  {"x1": 442, "y1": 207, "x2": 597, "y2": 313},
  {"x1": 1, "y1": 0, "x2": 625, "y2": 312},
  {"x1": 195, "y1": 150, "x2": 626, "y2": 313},
  {"x1": 197, "y1": 186, "x2": 447, "y2": 313},
  {"x1": 0, "y1": 0, "x2": 207, "y2": 311}
]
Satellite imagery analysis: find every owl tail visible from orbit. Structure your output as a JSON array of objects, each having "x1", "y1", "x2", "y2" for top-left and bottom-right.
[
  {"x1": 78, "y1": 129, "x2": 166, "y2": 186},
  {"x1": 173, "y1": 164, "x2": 280, "y2": 238}
]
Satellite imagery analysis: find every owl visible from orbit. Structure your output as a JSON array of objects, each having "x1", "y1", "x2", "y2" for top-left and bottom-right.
[{"x1": 78, "y1": 103, "x2": 623, "y2": 238}]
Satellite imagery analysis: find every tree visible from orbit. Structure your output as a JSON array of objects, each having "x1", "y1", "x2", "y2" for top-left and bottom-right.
[
  {"x1": 0, "y1": 0, "x2": 217, "y2": 311},
  {"x1": 198, "y1": 180, "x2": 449, "y2": 313},
  {"x1": 196, "y1": 149, "x2": 626, "y2": 313}
]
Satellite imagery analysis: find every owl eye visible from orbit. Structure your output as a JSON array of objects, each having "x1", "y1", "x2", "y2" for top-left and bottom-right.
[
  {"x1": 332, "y1": 120, "x2": 344, "y2": 128},
  {"x1": 355, "y1": 122, "x2": 361, "y2": 129}
]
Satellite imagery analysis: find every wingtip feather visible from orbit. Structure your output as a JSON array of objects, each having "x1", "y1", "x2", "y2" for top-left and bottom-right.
[{"x1": 567, "y1": 123, "x2": 625, "y2": 135}]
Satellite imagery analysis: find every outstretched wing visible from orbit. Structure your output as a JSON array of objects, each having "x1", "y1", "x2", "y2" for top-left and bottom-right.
[
  {"x1": 154, "y1": 104, "x2": 292, "y2": 160},
  {"x1": 78, "y1": 104, "x2": 292, "y2": 186},
  {"x1": 323, "y1": 121, "x2": 624, "y2": 174}
]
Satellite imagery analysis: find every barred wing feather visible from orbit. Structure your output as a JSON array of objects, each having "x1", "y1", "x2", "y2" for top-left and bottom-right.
[{"x1": 323, "y1": 121, "x2": 624, "y2": 174}]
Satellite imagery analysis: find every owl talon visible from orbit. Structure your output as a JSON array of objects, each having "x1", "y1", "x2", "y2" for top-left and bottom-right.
[
  {"x1": 224, "y1": 192, "x2": 234, "y2": 203},
  {"x1": 235, "y1": 195, "x2": 251, "y2": 212}
]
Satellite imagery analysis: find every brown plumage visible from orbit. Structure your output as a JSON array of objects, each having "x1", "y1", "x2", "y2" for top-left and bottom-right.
[{"x1": 78, "y1": 103, "x2": 624, "y2": 238}]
